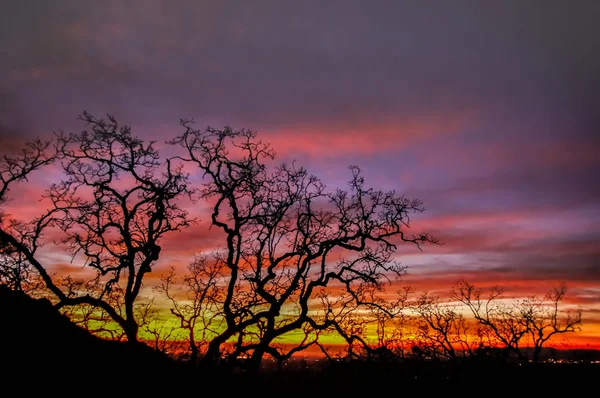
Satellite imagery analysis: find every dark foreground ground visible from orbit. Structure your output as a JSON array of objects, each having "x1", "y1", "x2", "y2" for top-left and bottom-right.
[
  {"x1": 8, "y1": 347, "x2": 598, "y2": 395},
  {"x1": 2, "y1": 285, "x2": 597, "y2": 395},
  {"x1": 16, "y1": 360, "x2": 598, "y2": 395}
]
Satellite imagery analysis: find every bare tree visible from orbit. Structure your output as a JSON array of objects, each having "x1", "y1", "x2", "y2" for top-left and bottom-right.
[
  {"x1": 318, "y1": 284, "x2": 413, "y2": 362},
  {"x1": 453, "y1": 280, "x2": 583, "y2": 363},
  {"x1": 371, "y1": 286, "x2": 413, "y2": 360},
  {"x1": 136, "y1": 296, "x2": 186, "y2": 357},
  {"x1": 0, "y1": 112, "x2": 194, "y2": 343},
  {"x1": 170, "y1": 124, "x2": 437, "y2": 373},
  {"x1": 519, "y1": 285, "x2": 582, "y2": 362},
  {"x1": 453, "y1": 280, "x2": 529, "y2": 362},
  {"x1": 413, "y1": 291, "x2": 476, "y2": 361},
  {"x1": 158, "y1": 253, "x2": 226, "y2": 365}
]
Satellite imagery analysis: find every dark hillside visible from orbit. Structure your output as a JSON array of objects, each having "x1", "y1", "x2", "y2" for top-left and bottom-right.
[{"x1": 0, "y1": 286, "x2": 186, "y2": 389}]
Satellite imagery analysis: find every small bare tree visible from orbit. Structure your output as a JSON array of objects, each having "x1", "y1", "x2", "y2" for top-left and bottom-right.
[
  {"x1": 372, "y1": 286, "x2": 414, "y2": 360},
  {"x1": 320, "y1": 285, "x2": 412, "y2": 362},
  {"x1": 519, "y1": 285, "x2": 582, "y2": 362},
  {"x1": 452, "y1": 280, "x2": 581, "y2": 362},
  {"x1": 158, "y1": 253, "x2": 226, "y2": 365},
  {"x1": 452, "y1": 280, "x2": 529, "y2": 361},
  {"x1": 136, "y1": 296, "x2": 186, "y2": 356},
  {"x1": 413, "y1": 291, "x2": 476, "y2": 361}
]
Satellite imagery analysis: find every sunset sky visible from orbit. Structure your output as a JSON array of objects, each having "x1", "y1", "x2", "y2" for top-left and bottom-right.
[{"x1": 1, "y1": 0, "x2": 599, "y2": 348}]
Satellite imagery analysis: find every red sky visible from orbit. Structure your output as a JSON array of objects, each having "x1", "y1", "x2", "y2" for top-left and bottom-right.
[{"x1": 1, "y1": 0, "x2": 599, "y2": 347}]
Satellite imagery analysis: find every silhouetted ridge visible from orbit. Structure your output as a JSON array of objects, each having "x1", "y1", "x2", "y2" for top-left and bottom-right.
[{"x1": 0, "y1": 286, "x2": 178, "y2": 379}]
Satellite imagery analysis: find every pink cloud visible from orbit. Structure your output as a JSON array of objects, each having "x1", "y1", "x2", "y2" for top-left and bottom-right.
[{"x1": 260, "y1": 111, "x2": 475, "y2": 158}]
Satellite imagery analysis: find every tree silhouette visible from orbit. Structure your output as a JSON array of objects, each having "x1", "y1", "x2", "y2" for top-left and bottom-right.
[
  {"x1": 372, "y1": 286, "x2": 413, "y2": 359},
  {"x1": 413, "y1": 291, "x2": 477, "y2": 361},
  {"x1": 0, "y1": 112, "x2": 193, "y2": 343},
  {"x1": 520, "y1": 285, "x2": 582, "y2": 362},
  {"x1": 170, "y1": 123, "x2": 437, "y2": 373},
  {"x1": 158, "y1": 252, "x2": 226, "y2": 365},
  {"x1": 452, "y1": 280, "x2": 529, "y2": 361},
  {"x1": 452, "y1": 280, "x2": 582, "y2": 362}
]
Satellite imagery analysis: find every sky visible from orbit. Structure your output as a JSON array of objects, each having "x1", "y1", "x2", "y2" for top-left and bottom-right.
[{"x1": 1, "y1": 0, "x2": 599, "y2": 348}]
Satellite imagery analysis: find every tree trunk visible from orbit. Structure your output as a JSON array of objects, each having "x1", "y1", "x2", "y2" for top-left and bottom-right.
[
  {"x1": 189, "y1": 342, "x2": 199, "y2": 367},
  {"x1": 200, "y1": 337, "x2": 225, "y2": 369},
  {"x1": 533, "y1": 345, "x2": 542, "y2": 363},
  {"x1": 247, "y1": 343, "x2": 268, "y2": 375},
  {"x1": 125, "y1": 320, "x2": 139, "y2": 344}
]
